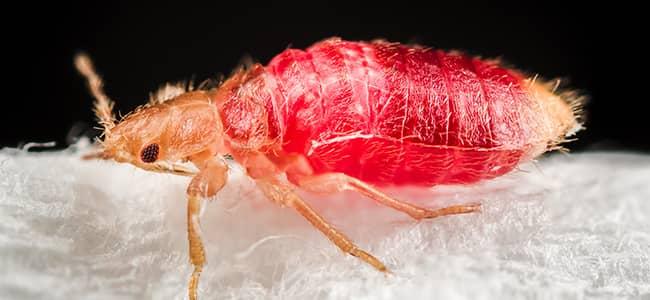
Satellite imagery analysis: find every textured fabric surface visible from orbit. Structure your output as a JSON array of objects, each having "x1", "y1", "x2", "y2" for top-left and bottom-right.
[{"x1": 1, "y1": 144, "x2": 649, "y2": 299}]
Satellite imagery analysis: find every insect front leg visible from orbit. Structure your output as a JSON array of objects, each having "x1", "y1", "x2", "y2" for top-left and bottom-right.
[
  {"x1": 185, "y1": 158, "x2": 228, "y2": 300},
  {"x1": 255, "y1": 178, "x2": 389, "y2": 273},
  {"x1": 294, "y1": 173, "x2": 480, "y2": 220}
]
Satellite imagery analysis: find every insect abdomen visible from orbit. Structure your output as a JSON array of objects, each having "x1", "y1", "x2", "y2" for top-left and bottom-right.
[{"x1": 265, "y1": 38, "x2": 579, "y2": 185}]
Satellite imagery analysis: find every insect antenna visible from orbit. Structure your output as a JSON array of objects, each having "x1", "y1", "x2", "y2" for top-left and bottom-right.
[{"x1": 74, "y1": 53, "x2": 116, "y2": 137}]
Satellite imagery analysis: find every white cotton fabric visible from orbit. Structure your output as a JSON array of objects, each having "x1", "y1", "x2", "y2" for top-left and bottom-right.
[{"x1": 1, "y1": 142, "x2": 649, "y2": 300}]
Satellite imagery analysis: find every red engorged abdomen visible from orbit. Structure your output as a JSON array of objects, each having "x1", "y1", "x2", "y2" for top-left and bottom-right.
[{"x1": 266, "y1": 38, "x2": 536, "y2": 186}]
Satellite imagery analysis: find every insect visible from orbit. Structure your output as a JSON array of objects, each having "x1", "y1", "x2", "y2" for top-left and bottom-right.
[{"x1": 75, "y1": 37, "x2": 583, "y2": 300}]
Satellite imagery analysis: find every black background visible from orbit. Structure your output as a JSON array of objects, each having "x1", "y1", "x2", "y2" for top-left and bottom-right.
[{"x1": 4, "y1": 1, "x2": 647, "y2": 152}]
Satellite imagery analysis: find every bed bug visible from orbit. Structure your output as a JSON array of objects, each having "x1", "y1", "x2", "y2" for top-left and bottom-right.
[{"x1": 74, "y1": 37, "x2": 583, "y2": 300}]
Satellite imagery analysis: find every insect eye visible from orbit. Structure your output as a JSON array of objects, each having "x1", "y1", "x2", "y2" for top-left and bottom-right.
[{"x1": 140, "y1": 143, "x2": 160, "y2": 163}]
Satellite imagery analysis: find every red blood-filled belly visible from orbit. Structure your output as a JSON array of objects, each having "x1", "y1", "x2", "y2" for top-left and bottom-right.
[
  {"x1": 265, "y1": 38, "x2": 536, "y2": 186},
  {"x1": 305, "y1": 135, "x2": 523, "y2": 186}
]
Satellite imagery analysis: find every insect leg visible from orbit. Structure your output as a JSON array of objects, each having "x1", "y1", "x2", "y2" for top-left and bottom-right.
[
  {"x1": 186, "y1": 195, "x2": 205, "y2": 300},
  {"x1": 185, "y1": 159, "x2": 228, "y2": 300},
  {"x1": 295, "y1": 173, "x2": 480, "y2": 220},
  {"x1": 256, "y1": 179, "x2": 389, "y2": 273}
]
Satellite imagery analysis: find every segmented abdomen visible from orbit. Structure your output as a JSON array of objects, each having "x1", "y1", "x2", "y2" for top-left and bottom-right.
[{"x1": 266, "y1": 38, "x2": 542, "y2": 186}]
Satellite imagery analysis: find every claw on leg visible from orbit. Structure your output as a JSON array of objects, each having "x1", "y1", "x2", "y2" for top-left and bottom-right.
[
  {"x1": 188, "y1": 266, "x2": 202, "y2": 300},
  {"x1": 410, "y1": 202, "x2": 481, "y2": 219}
]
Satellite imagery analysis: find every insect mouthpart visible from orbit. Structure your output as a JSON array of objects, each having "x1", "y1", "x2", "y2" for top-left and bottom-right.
[{"x1": 143, "y1": 160, "x2": 197, "y2": 177}]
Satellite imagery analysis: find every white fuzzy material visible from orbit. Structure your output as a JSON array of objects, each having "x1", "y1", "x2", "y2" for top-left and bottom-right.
[{"x1": 1, "y1": 143, "x2": 649, "y2": 300}]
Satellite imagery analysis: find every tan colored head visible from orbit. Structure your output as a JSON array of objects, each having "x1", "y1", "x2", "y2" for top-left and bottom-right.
[{"x1": 75, "y1": 54, "x2": 223, "y2": 175}]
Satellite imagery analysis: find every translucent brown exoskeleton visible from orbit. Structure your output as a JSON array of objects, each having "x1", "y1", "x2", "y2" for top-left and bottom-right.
[{"x1": 75, "y1": 38, "x2": 583, "y2": 300}]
